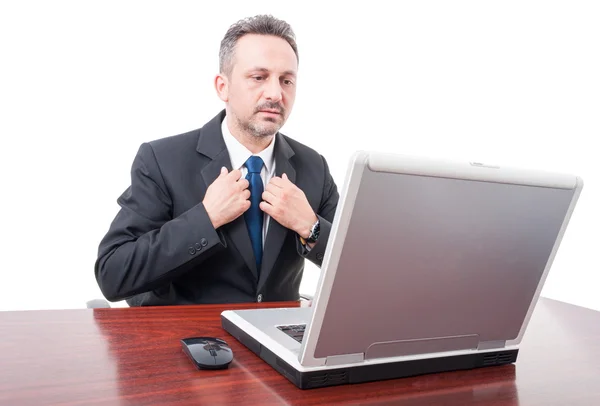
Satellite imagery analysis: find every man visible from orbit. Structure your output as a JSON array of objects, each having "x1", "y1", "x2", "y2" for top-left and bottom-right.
[{"x1": 94, "y1": 15, "x2": 339, "y2": 306}]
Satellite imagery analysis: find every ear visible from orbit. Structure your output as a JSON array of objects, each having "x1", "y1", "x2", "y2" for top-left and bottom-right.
[{"x1": 214, "y1": 73, "x2": 229, "y2": 102}]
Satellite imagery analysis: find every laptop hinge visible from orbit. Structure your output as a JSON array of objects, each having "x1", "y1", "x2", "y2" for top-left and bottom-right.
[
  {"x1": 477, "y1": 340, "x2": 506, "y2": 350},
  {"x1": 325, "y1": 353, "x2": 364, "y2": 366}
]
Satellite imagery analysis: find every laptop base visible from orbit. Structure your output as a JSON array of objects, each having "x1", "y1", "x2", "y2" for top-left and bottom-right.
[{"x1": 221, "y1": 315, "x2": 518, "y2": 389}]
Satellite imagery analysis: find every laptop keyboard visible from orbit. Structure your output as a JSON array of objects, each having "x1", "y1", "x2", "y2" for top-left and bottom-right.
[{"x1": 277, "y1": 324, "x2": 306, "y2": 343}]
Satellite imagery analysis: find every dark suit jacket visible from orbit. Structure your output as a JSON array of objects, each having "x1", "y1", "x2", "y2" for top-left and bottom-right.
[{"x1": 95, "y1": 110, "x2": 339, "y2": 306}]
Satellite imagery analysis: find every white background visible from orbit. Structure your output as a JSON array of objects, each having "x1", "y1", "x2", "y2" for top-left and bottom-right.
[{"x1": 1, "y1": 1, "x2": 598, "y2": 311}]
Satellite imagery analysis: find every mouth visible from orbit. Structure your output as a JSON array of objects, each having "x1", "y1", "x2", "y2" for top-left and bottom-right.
[{"x1": 258, "y1": 109, "x2": 282, "y2": 116}]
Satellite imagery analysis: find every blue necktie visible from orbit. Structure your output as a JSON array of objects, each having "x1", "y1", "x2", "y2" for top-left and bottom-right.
[{"x1": 244, "y1": 156, "x2": 264, "y2": 273}]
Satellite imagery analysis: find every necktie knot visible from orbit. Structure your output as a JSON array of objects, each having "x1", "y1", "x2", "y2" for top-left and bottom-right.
[{"x1": 245, "y1": 156, "x2": 264, "y2": 174}]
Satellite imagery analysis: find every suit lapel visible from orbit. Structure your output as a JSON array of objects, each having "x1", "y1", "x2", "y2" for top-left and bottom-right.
[
  {"x1": 258, "y1": 133, "x2": 296, "y2": 291},
  {"x1": 197, "y1": 111, "x2": 258, "y2": 279}
]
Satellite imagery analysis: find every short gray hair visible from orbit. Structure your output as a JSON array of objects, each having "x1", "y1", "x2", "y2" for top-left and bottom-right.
[{"x1": 219, "y1": 15, "x2": 299, "y2": 76}]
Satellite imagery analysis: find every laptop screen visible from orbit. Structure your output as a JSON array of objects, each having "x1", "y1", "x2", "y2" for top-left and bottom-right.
[{"x1": 313, "y1": 166, "x2": 575, "y2": 359}]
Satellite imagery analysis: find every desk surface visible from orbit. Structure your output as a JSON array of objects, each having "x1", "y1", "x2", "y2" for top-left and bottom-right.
[{"x1": 1, "y1": 297, "x2": 599, "y2": 405}]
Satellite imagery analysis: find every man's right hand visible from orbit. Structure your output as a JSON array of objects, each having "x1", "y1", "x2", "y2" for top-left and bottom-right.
[{"x1": 203, "y1": 167, "x2": 251, "y2": 229}]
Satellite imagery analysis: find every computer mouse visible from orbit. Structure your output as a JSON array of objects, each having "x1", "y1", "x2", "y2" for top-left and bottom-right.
[{"x1": 180, "y1": 337, "x2": 234, "y2": 370}]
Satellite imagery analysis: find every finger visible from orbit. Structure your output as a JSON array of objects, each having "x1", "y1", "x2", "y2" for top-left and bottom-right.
[
  {"x1": 228, "y1": 168, "x2": 243, "y2": 181},
  {"x1": 242, "y1": 189, "x2": 251, "y2": 200},
  {"x1": 238, "y1": 199, "x2": 251, "y2": 214},
  {"x1": 268, "y1": 176, "x2": 285, "y2": 188},
  {"x1": 262, "y1": 190, "x2": 278, "y2": 204},
  {"x1": 266, "y1": 182, "x2": 282, "y2": 197},
  {"x1": 237, "y1": 178, "x2": 250, "y2": 190},
  {"x1": 259, "y1": 201, "x2": 274, "y2": 216},
  {"x1": 220, "y1": 166, "x2": 228, "y2": 176}
]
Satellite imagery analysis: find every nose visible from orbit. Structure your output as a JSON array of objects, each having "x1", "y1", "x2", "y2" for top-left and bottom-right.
[{"x1": 263, "y1": 77, "x2": 283, "y2": 102}]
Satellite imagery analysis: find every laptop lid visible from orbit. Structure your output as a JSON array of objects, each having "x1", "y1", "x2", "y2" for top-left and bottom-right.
[{"x1": 299, "y1": 151, "x2": 583, "y2": 367}]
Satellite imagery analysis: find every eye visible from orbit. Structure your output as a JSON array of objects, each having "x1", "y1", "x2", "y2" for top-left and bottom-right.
[
  {"x1": 252, "y1": 76, "x2": 264, "y2": 81},
  {"x1": 283, "y1": 79, "x2": 294, "y2": 86}
]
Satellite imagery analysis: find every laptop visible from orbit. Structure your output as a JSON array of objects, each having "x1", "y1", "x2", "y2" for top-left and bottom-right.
[{"x1": 221, "y1": 150, "x2": 583, "y2": 389}]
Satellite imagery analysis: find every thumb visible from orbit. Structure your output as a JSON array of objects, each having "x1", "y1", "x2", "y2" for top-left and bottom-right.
[
  {"x1": 282, "y1": 173, "x2": 288, "y2": 181},
  {"x1": 220, "y1": 166, "x2": 228, "y2": 176}
]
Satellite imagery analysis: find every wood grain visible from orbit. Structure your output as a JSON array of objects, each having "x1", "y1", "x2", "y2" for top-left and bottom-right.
[{"x1": 0, "y1": 297, "x2": 599, "y2": 405}]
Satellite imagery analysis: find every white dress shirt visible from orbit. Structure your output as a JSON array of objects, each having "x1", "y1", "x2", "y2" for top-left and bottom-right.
[{"x1": 221, "y1": 117, "x2": 276, "y2": 247}]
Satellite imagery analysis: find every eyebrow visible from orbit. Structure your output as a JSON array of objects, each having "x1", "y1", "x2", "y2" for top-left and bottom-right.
[{"x1": 248, "y1": 67, "x2": 297, "y2": 78}]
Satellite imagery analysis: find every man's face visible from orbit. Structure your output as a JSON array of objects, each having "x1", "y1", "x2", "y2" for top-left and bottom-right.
[{"x1": 220, "y1": 34, "x2": 298, "y2": 138}]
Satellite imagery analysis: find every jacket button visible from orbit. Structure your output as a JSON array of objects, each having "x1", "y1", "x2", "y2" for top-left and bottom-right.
[
  {"x1": 195, "y1": 242, "x2": 202, "y2": 250},
  {"x1": 257, "y1": 294, "x2": 263, "y2": 303},
  {"x1": 200, "y1": 238, "x2": 208, "y2": 247},
  {"x1": 188, "y1": 247, "x2": 196, "y2": 255},
  {"x1": 316, "y1": 252, "x2": 324, "y2": 261}
]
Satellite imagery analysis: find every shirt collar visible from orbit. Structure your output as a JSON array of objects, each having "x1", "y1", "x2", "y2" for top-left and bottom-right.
[{"x1": 221, "y1": 115, "x2": 276, "y2": 172}]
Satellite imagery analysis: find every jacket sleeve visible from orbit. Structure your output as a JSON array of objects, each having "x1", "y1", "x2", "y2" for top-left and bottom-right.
[
  {"x1": 94, "y1": 143, "x2": 226, "y2": 302},
  {"x1": 297, "y1": 154, "x2": 339, "y2": 267}
]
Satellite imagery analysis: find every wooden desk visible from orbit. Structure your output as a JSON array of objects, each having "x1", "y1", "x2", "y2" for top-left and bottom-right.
[{"x1": 1, "y1": 297, "x2": 599, "y2": 405}]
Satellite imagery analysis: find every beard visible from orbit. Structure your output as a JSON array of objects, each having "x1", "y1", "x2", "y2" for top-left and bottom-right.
[{"x1": 236, "y1": 102, "x2": 286, "y2": 138}]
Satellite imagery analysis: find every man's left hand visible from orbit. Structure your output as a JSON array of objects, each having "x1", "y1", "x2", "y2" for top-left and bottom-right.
[{"x1": 260, "y1": 173, "x2": 317, "y2": 239}]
